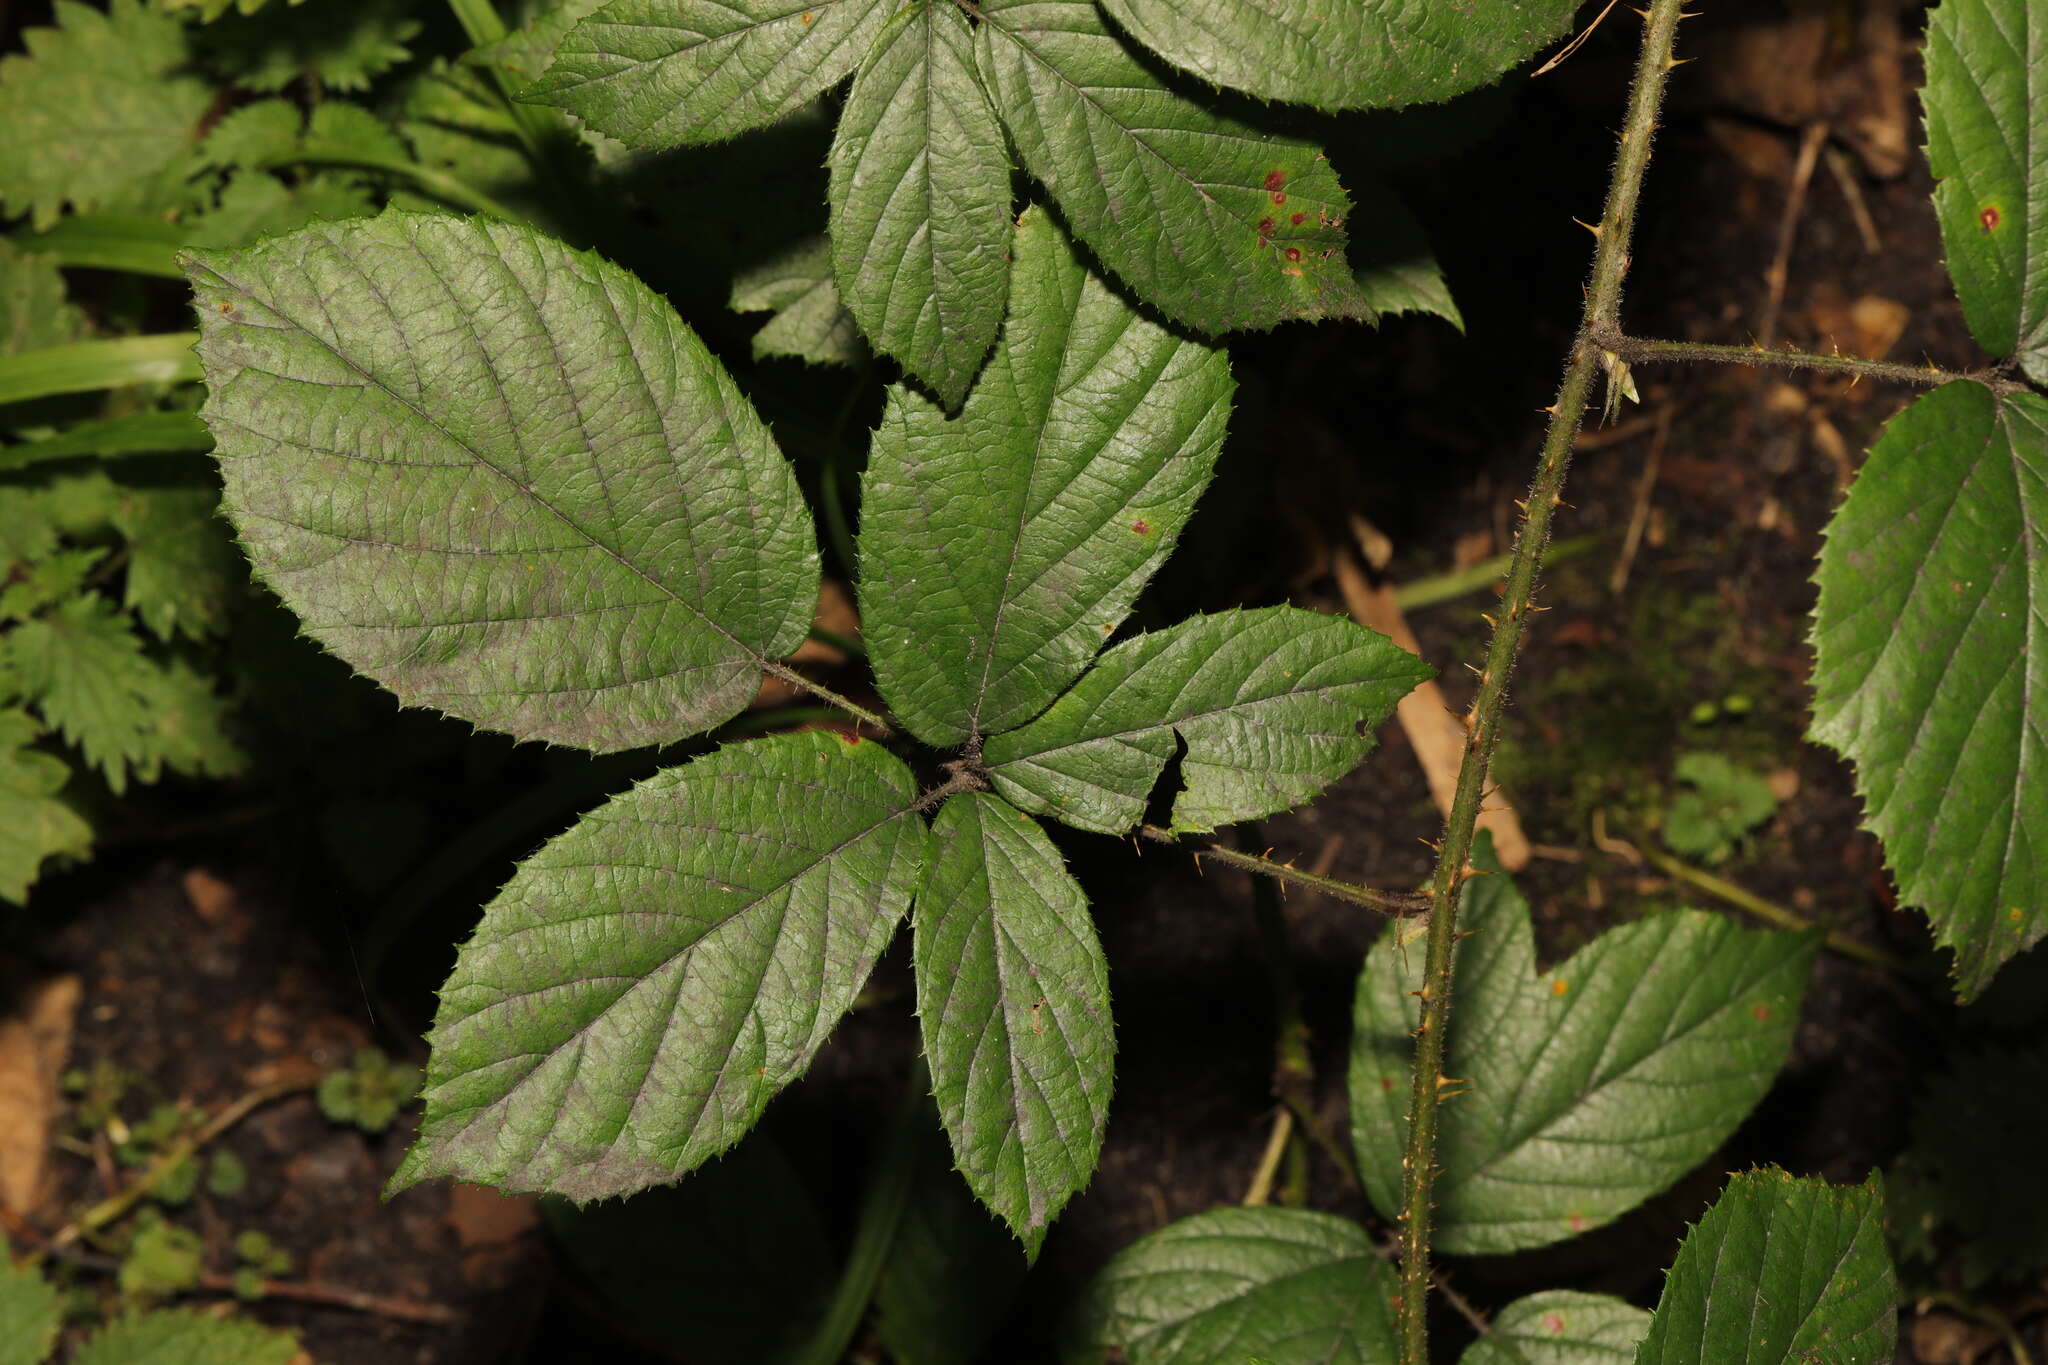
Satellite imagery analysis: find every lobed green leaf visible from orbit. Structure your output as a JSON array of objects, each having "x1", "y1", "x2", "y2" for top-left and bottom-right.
[
  {"x1": 185, "y1": 211, "x2": 818, "y2": 752},
  {"x1": 975, "y1": 0, "x2": 1371, "y2": 334},
  {"x1": 828, "y1": 1, "x2": 1012, "y2": 407},
  {"x1": 1350, "y1": 843, "x2": 1816, "y2": 1254},
  {"x1": 73, "y1": 1308, "x2": 299, "y2": 1365},
  {"x1": 0, "y1": 1223, "x2": 62, "y2": 1364},
  {"x1": 1809, "y1": 382, "x2": 2046, "y2": 999},
  {"x1": 1064, "y1": 1207, "x2": 1398, "y2": 1364},
  {"x1": 915, "y1": 793, "x2": 1113, "y2": 1250},
  {"x1": 394, "y1": 730, "x2": 927, "y2": 1201},
  {"x1": 1634, "y1": 1170, "x2": 1896, "y2": 1364},
  {"x1": 861, "y1": 206, "x2": 1232, "y2": 747},
  {"x1": 985, "y1": 606, "x2": 1431, "y2": 835}
]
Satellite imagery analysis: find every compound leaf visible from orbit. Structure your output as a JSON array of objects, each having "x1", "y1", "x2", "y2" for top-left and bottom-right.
[
  {"x1": 730, "y1": 238, "x2": 867, "y2": 368},
  {"x1": 184, "y1": 211, "x2": 818, "y2": 752},
  {"x1": 1462, "y1": 1293, "x2": 1649, "y2": 1365},
  {"x1": 0, "y1": 0, "x2": 213, "y2": 229},
  {"x1": 1924, "y1": 0, "x2": 2048, "y2": 384},
  {"x1": 1809, "y1": 383, "x2": 2047, "y2": 999},
  {"x1": 1350, "y1": 845, "x2": 1815, "y2": 1255},
  {"x1": 523, "y1": 0, "x2": 891, "y2": 149},
  {"x1": 393, "y1": 730, "x2": 926, "y2": 1201},
  {"x1": 1097, "y1": 0, "x2": 1584, "y2": 114},
  {"x1": 1065, "y1": 1207, "x2": 1398, "y2": 1364},
  {"x1": 975, "y1": 0, "x2": 1371, "y2": 334},
  {"x1": 984, "y1": 606, "x2": 1431, "y2": 835},
  {"x1": 828, "y1": 1, "x2": 1012, "y2": 407},
  {"x1": 915, "y1": 793, "x2": 1112, "y2": 1250},
  {"x1": 1634, "y1": 1171, "x2": 1896, "y2": 1365},
  {"x1": 74, "y1": 1308, "x2": 299, "y2": 1365},
  {"x1": 861, "y1": 207, "x2": 1232, "y2": 747}
]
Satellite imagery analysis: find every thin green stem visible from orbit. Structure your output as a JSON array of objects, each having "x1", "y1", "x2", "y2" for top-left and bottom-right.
[
  {"x1": 442, "y1": 0, "x2": 562, "y2": 171},
  {"x1": 794, "y1": 1057, "x2": 929, "y2": 1365},
  {"x1": 1395, "y1": 4, "x2": 1689, "y2": 1359},
  {"x1": 1596, "y1": 330, "x2": 2030, "y2": 398},
  {"x1": 272, "y1": 147, "x2": 527, "y2": 222},
  {"x1": 1135, "y1": 825, "x2": 1430, "y2": 916},
  {"x1": 806, "y1": 623, "x2": 867, "y2": 658},
  {"x1": 0, "y1": 334, "x2": 201, "y2": 406},
  {"x1": 1393, "y1": 533, "x2": 1606, "y2": 613}
]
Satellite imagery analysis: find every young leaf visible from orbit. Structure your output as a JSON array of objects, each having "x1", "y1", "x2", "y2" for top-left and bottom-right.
[
  {"x1": 199, "y1": 99, "x2": 304, "y2": 171},
  {"x1": 1461, "y1": 1292, "x2": 1649, "y2": 1365},
  {"x1": 1635, "y1": 1170, "x2": 1896, "y2": 1364},
  {"x1": 1924, "y1": 0, "x2": 2048, "y2": 384},
  {"x1": 1350, "y1": 844, "x2": 1816, "y2": 1254},
  {"x1": 1066, "y1": 1207, "x2": 1399, "y2": 1364},
  {"x1": 1809, "y1": 383, "x2": 2046, "y2": 999},
  {"x1": 393, "y1": 731, "x2": 926, "y2": 1201},
  {"x1": 0, "y1": 1222, "x2": 62, "y2": 1365},
  {"x1": 828, "y1": 1, "x2": 1012, "y2": 407},
  {"x1": 523, "y1": 0, "x2": 892, "y2": 150},
  {"x1": 975, "y1": 0, "x2": 1371, "y2": 334},
  {"x1": 861, "y1": 207, "x2": 1232, "y2": 747},
  {"x1": 0, "y1": 0, "x2": 213, "y2": 229},
  {"x1": 984, "y1": 607, "x2": 1432, "y2": 835},
  {"x1": 915, "y1": 793, "x2": 1112, "y2": 1249},
  {"x1": 1097, "y1": 0, "x2": 1584, "y2": 115},
  {"x1": 184, "y1": 211, "x2": 818, "y2": 752},
  {"x1": 74, "y1": 1309, "x2": 299, "y2": 1365},
  {"x1": 730, "y1": 238, "x2": 868, "y2": 369}
]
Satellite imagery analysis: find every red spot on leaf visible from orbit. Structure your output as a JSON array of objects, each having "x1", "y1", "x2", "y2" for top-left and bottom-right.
[
  {"x1": 1981, "y1": 204, "x2": 2002, "y2": 231},
  {"x1": 1284, "y1": 247, "x2": 1302, "y2": 262},
  {"x1": 1271, "y1": 192, "x2": 1287, "y2": 205},
  {"x1": 1567, "y1": 1212, "x2": 1586, "y2": 1233},
  {"x1": 1542, "y1": 1313, "x2": 1567, "y2": 1335},
  {"x1": 1751, "y1": 1002, "x2": 1771, "y2": 1021},
  {"x1": 1258, "y1": 218, "x2": 1274, "y2": 234},
  {"x1": 1290, "y1": 212, "x2": 1306, "y2": 226},
  {"x1": 1380, "y1": 1076, "x2": 1394, "y2": 1092},
  {"x1": 1130, "y1": 520, "x2": 1151, "y2": 535},
  {"x1": 1263, "y1": 169, "x2": 1286, "y2": 191},
  {"x1": 800, "y1": 10, "x2": 814, "y2": 23}
]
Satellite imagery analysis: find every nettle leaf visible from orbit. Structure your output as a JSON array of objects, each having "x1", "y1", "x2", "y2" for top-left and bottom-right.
[
  {"x1": 74, "y1": 1308, "x2": 300, "y2": 1365},
  {"x1": 828, "y1": 1, "x2": 1012, "y2": 407},
  {"x1": 915, "y1": 793, "x2": 1112, "y2": 1249},
  {"x1": 200, "y1": 0, "x2": 420, "y2": 93},
  {"x1": 0, "y1": 1247, "x2": 60, "y2": 1365},
  {"x1": 110, "y1": 482, "x2": 244, "y2": 641},
  {"x1": 394, "y1": 730, "x2": 926, "y2": 1200},
  {"x1": 0, "y1": 0, "x2": 213, "y2": 229},
  {"x1": 1924, "y1": 0, "x2": 2048, "y2": 384},
  {"x1": 0, "y1": 709, "x2": 95, "y2": 903},
  {"x1": 861, "y1": 207, "x2": 1232, "y2": 747},
  {"x1": 524, "y1": 0, "x2": 892, "y2": 149},
  {"x1": 976, "y1": 0, "x2": 1370, "y2": 334},
  {"x1": 730, "y1": 238, "x2": 868, "y2": 369},
  {"x1": 1809, "y1": 383, "x2": 2046, "y2": 999},
  {"x1": 1350, "y1": 844, "x2": 1816, "y2": 1254},
  {"x1": 985, "y1": 607, "x2": 1431, "y2": 835},
  {"x1": 1098, "y1": 0, "x2": 1583, "y2": 114},
  {"x1": 1066, "y1": 1207, "x2": 1399, "y2": 1364},
  {"x1": 184, "y1": 211, "x2": 818, "y2": 752},
  {"x1": 1462, "y1": 1292, "x2": 1650, "y2": 1365},
  {"x1": 1, "y1": 242, "x2": 89, "y2": 357},
  {"x1": 1635, "y1": 1170, "x2": 1896, "y2": 1364}
]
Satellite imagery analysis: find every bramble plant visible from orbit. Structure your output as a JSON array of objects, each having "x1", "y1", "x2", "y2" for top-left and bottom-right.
[{"x1": 1, "y1": 0, "x2": 2043, "y2": 1358}]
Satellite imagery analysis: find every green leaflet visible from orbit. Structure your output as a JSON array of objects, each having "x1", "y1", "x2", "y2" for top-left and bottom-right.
[
  {"x1": 975, "y1": 0, "x2": 1372, "y2": 334},
  {"x1": 0, "y1": 1249, "x2": 60, "y2": 1365},
  {"x1": 828, "y1": 1, "x2": 1011, "y2": 407},
  {"x1": 1924, "y1": 0, "x2": 2048, "y2": 384},
  {"x1": 523, "y1": 0, "x2": 891, "y2": 149},
  {"x1": 1064, "y1": 1207, "x2": 1398, "y2": 1364},
  {"x1": 0, "y1": 0, "x2": 213, "y2": 230},
  {"x1": 1461, "y1": 1293, "x2": 1649, "y2": 1365},
  {"x1": 1809, "y1": 383, "x2": 2046, "y2": 999},
  {"x1": 915, "y1": 793, "x2": 1113, "y2": 1249},
  {"x1": 1348, "y1": 189, "x2": 1464, "y2": 330},
  {"x1": 1098, "y1": 0, "x2": 1584, "y2": 113},
  {"x1": 984, "y1": 607, "x2": 1431, "y2": 835},
  {"x1": 1635, "y1": 1171, "x2": 1896, "y2": 1364},
  {"x1": 730, "y1": 237, "x2": 867, "y2": 368},
  {"x1": 73, "y1": 1309, "x2": 300, "y2": 1365},
  {"x1": 860, "y1": 207, "x2": 1232, "y2": 747},
  {"x1": 394, "y1": 730, "x2": 926, "y2": 1201},
  {"x1": 1350, "y1": 844, "x2": 1815, "y2": 1255},
  {"x1": 184, "y1": 211, "x2": 818, "y2": 752}
]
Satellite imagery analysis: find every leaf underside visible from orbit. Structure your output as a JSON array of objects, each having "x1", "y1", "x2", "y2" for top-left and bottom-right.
[
  {"x1": 394, "y1": 730, "x2": 925, "y2": 1201},
  {"x1": 976, "y1": 0, "x2": 1372, "y2": 334},
  {"x1": 1924, "y1": 0, "x2": 2048, "y2": 385},
  {"x1": 185, "y1": 210, "x2": 818, "y2": 753},
  {"x1": 1099, "y1": 0, "x2": 1585, "y2": 114},
  {"x1": 1809, "y1": 382, "x2": 2046, "y2": 999},
  {"x1": 1634, "y1": 1170, "x2": 1896, "y2": 1365},
  {"x1": 984, "y1": 606, "x2": 1432, "y2": 835},
  {"x1": 859, "y1": 206, "x2": 1233, "y2": 748},
  {"x1": 1351, "y1": 844, "x2": 1816, "y2": 1254},
  {"x1": 1067, "y1": 1207, "x2": 1398, "y2": 1364},
  {"x1": 1461, "y1": 1292, "x2": 1650, "y2": 1365},
  {"x1": 915, "y1": 793, "x2": 1113, "y2": 1249}
]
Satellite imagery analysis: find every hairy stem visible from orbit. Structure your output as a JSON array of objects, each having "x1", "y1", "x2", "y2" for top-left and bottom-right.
[
  {"x1": 1395, "y1": 3, "x2": 1689, "y2": 1358},
  {"x1": 1596, "y1": 330, "x2": 2030, "y2": 397},
  {"x1": 1134, "y1": 825, "x2": 1430, "y2": 916},
  {"x1": 761, "y1": 661, "x2": 891, "y2": 733}
]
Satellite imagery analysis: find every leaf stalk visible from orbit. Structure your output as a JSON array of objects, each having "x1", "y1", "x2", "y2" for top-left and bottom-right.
[
  {"x1": 1135, "y1": 825, "x2": 1429, "y2": 916},
  {"x1": 1594, "y1": 329, "x2": 2032, "y2": 398}
]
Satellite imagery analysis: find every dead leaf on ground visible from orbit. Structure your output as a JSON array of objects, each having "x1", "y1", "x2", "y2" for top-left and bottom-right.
[
  {"x1": 1909, "y1": 1308, "x2": 2001, "y2": 1365},
  {"x1": 0, "y1": 973, "x2": 83, "y2": 1216}
]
